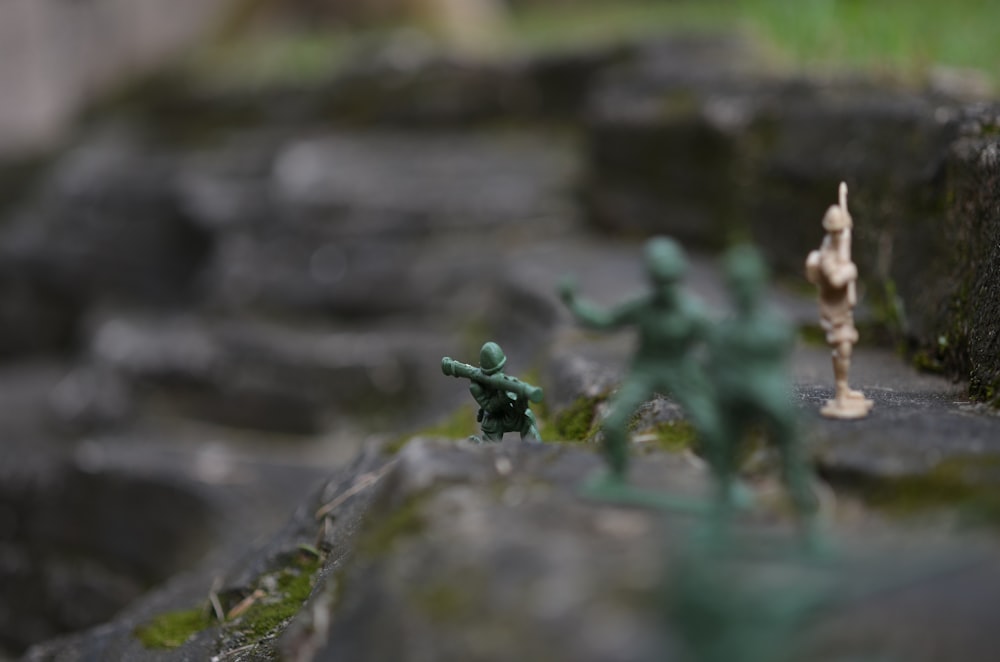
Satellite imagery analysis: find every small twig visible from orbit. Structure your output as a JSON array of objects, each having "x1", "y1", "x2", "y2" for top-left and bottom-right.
[
  {"x1": 314, "y1": 515, "x2": 333, "y2": 551},
  {"x1": 226, "y1": 589, "x2": 265, "y2": 620},
  {"x1": 209, "y1": 577, "x2": 225, "y2": 622},
  {"x1": 314, "y1": 463, "x2": 394, "y2": 520}
]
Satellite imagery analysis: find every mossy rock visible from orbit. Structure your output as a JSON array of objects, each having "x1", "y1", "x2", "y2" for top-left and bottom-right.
[
  {"x1": 134, "y1": 551, "x2": 322, "y2": 652},
  {"x1": 134, "y1": 606, "x2": 214, "y2": 650},
  {"x1": 552, "y1": 394, "x2": 607, "y2": 441}
]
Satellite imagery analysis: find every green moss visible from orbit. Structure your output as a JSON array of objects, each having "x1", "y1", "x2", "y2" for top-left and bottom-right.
[
  {"x1": 911, "y1": 348, "x2": 946, "y2": 374},
  {"x1": 135, "y1": 552, "x2": 322, "y2": 651},
  {"x1": 867, "y1": 277, "x2": 907, "y2": 345},
  {"x1": 355, "y1": 498, "x2": 427, "y2": 558},
  {"x1": 645, "y1": 420, "x2": 698, "y2": 453},
  {"x1": 385, "y1": 405, "x2": 480, "y2": 455},
  {"x1": 236, "y1": 555, "x2": 321, "y2": 639},
  {"x1": 856, "y1": 455, "x2": 1000, "y2": 527},
  {"x1": 519, "y1": 365, "x2": 552, "y2": 434},
  {"x1": 416, "y1": 404, "x2": 480, "y2": 439},
  {"x1": 925, "y1": 279, "x2": 974, "y2": 389},
  {"x1": 553, "y1": 394, "x2": 607, "y2": 441},
  {"x1": 134, "y1": 606, "x2": 214, "y2": 649}
]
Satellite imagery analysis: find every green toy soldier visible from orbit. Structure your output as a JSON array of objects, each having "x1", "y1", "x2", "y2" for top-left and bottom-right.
[
  {"x1": 442, "y1": 341, "x2": 543, "y2": 442},
  {"x1": 708, "y1": 245, "x2": 820, "y2": 548},
  {"x1": 559, "y1": 237, "x2": 720, "y2": 486},
  {"x1": 667, "y1": 542, "x2": 836, "y2": 662}
]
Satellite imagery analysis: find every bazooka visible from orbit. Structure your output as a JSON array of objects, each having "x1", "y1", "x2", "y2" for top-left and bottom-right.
[{"x1": 441, "y1": 341, "x2": 543, "y2": 442}]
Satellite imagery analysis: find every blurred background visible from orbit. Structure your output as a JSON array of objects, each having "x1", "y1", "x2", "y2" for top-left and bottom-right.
[
  {"x1": 1, "y1": 0, "x2": 996, "y2": 155},
  {"x1": 1, "y1": 0, "x2": 999, "y2": 659}
]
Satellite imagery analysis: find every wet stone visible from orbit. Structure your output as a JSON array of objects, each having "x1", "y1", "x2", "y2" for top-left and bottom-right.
[
  {"x1": 927, "y1": 113, "x2": 1000, "y2": 403},
  {"x1": 0, "y1": 135, "x2": 212, "y2": 306},
  {"x1": 173, "y1": 132, "x2": 290, "y2": 232},
  {"x1": 210, "y1": 232, "x2": 505, "y2": 317},
  {"x1": 270, "y1": 132, "x2": 577, "y2": 233},
  {"x1": 0, "y1": 458, "x2": 215, "y2": 658},
  {"x1": 66, "y1": 312, "x2": 453, "y2": 433},
  {"x1": 207, "y1": 130, "x2": 576, "y2": 317}
]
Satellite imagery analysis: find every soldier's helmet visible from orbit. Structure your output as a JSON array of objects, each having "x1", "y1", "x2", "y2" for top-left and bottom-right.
[
  {"x1": 645, "y1": 237, "x2": 686, "y2": 283},
  {"x1": 723, "y1": 245, "x2": 769, "y2": 315},
  {"x1": 724, "y1": 244, "x2": 768, "y2": 293},
  {"x1": 822, "y1": 205, "x2": 851, "y2": 232},
  {"x1": 480, "y1": 341, "x2": 507, "y2": 375}
]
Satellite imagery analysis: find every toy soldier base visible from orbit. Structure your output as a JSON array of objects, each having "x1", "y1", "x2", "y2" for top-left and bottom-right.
[
  {"x1": 820, "y1": 390, "x2": 873, "y2": 420},
  {"x1": 805, "y1": 182, "x2": 873, "y2": 420}
]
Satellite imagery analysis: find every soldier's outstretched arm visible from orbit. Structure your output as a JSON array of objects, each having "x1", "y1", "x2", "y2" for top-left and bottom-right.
[{"x1": 558, "y1": 277, "x2": 640, "y2": 330}]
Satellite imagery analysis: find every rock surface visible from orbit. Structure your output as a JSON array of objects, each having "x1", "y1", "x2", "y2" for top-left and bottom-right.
[
  {"x1": 20, "y1": 233, "x2": 1000, "y2": 661},
  {"x1": 25, "y1": 430, "x2": 1000, "y2": 662},
  {"x1": 929, "y1": 112, "x2": 1000, "y2": 402}
]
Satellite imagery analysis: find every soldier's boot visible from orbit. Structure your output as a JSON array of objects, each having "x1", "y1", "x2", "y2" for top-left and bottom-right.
[{"x1": 520, "y1": 411, "x2": 542, "y2": 443}]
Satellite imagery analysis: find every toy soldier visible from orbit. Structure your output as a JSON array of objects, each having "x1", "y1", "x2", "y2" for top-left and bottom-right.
[
  {"x1": 805, "y1": 182, "x2": 874, "y2": 419},
  {"x1": 442, "y1": 341, "x2": 543, "y2": 442},
  {"x1": 559, "y1": 237, "x2": 719, "y2": 486},
  {"x1": 709, "y1": 245, "x2": 820, "y2": 549}
]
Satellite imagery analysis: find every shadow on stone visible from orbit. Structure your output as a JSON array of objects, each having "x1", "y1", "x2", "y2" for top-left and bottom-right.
[{"x1": 0, "y1": 462, "x2": 215, "y2": 656}]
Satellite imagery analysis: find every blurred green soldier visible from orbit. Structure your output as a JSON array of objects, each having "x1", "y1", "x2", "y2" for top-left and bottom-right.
[
  {"x1": 559, "y1": 237, "x2": 719, "y2": 486},
  {"x1": 442, "y1": 341, "x2": 542, "y2": 442},
  {"x1": 708, "y1": 245, "x2": 819, "y2": 547},
  {"x1": 667, "y1": 543, "x2": 835, "y2": 662}
]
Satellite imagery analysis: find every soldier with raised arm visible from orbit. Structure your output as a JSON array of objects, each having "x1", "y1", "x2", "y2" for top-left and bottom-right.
[
  {"x1": 559, "y1": 237, "x2": 719, "y2": 487},
  {"x1": 805, "y1": 182, "x2": 874, "y2": 419}
]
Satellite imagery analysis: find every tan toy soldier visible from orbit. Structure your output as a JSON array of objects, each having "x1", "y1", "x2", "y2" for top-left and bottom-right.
[{"x1": 805, "y1": 182, "x2": 874, "y2": 419}]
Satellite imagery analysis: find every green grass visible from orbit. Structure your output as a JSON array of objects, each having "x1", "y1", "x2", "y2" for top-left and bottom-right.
[
  {"x1": 508, "y1": 0, "x2": 1000, "y2": 86},
  {"x1": 180, "y1": 0, "x2": 1000, "y2": 90},
  {"x1": 184, "y1": 30, "x2": 364, "y2": 87}
]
